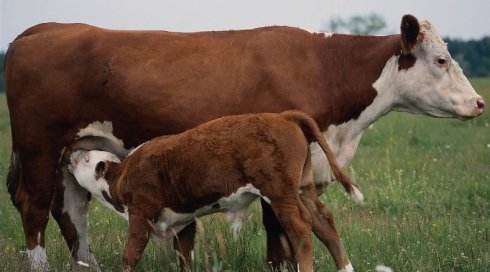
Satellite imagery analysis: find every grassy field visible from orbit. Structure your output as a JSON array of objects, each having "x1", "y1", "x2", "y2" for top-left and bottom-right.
[{"x1": 0, "y1": 79, "x2": 489, "y2": 271}]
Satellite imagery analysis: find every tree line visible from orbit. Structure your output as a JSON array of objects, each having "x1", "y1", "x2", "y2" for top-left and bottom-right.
[{"x1": 0, "y1": 34, "x2": 489, "y2": 93}]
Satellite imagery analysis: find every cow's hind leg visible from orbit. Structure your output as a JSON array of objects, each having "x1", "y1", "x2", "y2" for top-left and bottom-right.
[
  {"x1": 51, "y1": 169, "x2": 100, "y2": 271},
  {"x1": 261, "y1": 199, "x2": 297, "y2": 271},
  {"x1": 13, "y1": 151, "x2": 58, "y2": 271},
  {"x1": 173, "y1": 221, "x2": 196, "y2": 272}
]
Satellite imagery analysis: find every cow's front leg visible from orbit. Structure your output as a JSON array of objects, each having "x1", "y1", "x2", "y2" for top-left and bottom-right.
[
  {"x1": 173, "y1": 221, "x2": 196, "y2": 272},
  {"x1": 123, "y1": 213, "x2": 151, "y2": 272},
  {"x1": 51, "y1": 169, "x2": 100, "y2": 271},
  {"x1": 261, "y1": 199, "x2": 297, "y2": 271}
]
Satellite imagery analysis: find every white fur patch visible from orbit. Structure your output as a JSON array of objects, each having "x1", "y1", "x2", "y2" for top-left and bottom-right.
[
  {"x1": 77, "y1": 121, "x2": 125, "y2": 149},
  {"x1": 152, "y1": 184, "x2": 263, "y2": 239},
  {"x1": 303, "y1": 28, "x2": 334, "y2": 38},
  {"x1": 350, "y1": 186, "x2": 364, "y2": 204},
  {"x1": 312, "y1": 18, "x2": 483, "y2": 192},
  {"x1": 375, "y1": 264, "x2": 393, "y2": 272},
  {"x1": 310, "y1": 56, "x2": 397, "y2": 192},
  {"x1": 27, "y1": 246, "x2": 49, "y2": 272},
  {"x1": 60, "y1": 170, "x2": 101, "y2": 270},
  {"x1": 338, "y1": 262, "x2": 354, "y2": 272},
  {"x1": 77, "y1": 260, "x2": 90, "y2": 268},
  {"x1": 69, "y1": 150, "x2": 127, "y2": 219},
  {"x1": 391, "y1": 20, "x2": 482, "y2": 118}
]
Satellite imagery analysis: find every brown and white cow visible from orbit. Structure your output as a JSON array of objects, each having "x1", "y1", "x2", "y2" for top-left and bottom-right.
[
  {"x1": 4, "y1": 15, "x2": 484, "y2": 271},
  {"x1": 66, "y1": 111, "x2": 361, "y2": 272}
]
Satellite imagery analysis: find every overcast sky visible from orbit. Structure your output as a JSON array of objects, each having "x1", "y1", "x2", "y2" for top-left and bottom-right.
[{"x1": 1, "y1": 0, "x2": 489, "y2": 50}]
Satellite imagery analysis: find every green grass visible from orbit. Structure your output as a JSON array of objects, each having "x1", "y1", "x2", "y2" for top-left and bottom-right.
[{"x1": 1, "y1": 79, "x2": 489, "y2": 271}]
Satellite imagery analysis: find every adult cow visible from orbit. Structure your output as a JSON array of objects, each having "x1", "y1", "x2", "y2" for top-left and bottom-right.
[{"x1": 5, "y1": 15, "x2": 484, "y2": 271}]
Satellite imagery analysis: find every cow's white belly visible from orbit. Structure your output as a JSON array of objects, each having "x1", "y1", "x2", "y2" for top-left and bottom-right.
[{"x1": 311, "y1": 122, "x2": 365, "y2": 193}]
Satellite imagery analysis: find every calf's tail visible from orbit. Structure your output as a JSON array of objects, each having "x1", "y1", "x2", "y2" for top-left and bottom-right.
[{"x1": 281, "y1": 110, "x2": 364, "y2": 203}]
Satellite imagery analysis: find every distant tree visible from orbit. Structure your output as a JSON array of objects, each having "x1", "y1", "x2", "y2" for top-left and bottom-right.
[
  {"x1": 322, "y1": 13, "x2": 387, "y2": 35},
  {"x1": 446, "y1": 37, "x2": 490, "y2": 77}
]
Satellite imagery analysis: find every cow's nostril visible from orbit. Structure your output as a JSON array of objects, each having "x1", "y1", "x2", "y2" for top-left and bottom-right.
[{"x1": 476, "y1": 98, "x2": 485, "y2": 110}]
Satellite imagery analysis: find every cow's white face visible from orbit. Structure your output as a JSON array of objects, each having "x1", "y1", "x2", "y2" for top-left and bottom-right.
[
  {"x1": 68, "y1": 150, "x2": 120, "y2": 198},
  {"x1": 393, "y1": 17, "x2": 485, "y2": 119}
]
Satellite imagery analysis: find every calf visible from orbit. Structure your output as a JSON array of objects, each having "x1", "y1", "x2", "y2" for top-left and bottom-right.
[{"x1": 66, "y1": 111, "x2": 362, "y2": 272}]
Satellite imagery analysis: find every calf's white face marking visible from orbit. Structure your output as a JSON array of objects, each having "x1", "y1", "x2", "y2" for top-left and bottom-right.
[{"x1": 68, "y1": 150, "x2": 127, "y2": 219}]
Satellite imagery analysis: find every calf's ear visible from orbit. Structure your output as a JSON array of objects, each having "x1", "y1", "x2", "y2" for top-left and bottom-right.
[
  {"x1": 400, "y1": 14, "x2": 420, "y2": 54},
  {"x1": 95, "y1": 161, "x2": 108, "y2": 180}
]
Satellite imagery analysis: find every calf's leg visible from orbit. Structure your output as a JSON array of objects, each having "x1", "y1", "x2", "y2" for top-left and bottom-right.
[
  {"x1": 301, "y1": 193, "x2": 352, "y2": 271},
  {"x1": 261, "y1": 199, "x2": 296, "y2": 271},
  {"x1": 270, "y1": 198, "x2": 313, "y2": 272},
  {"x1": 174, "y1": 221, "x2": 196, "y2": 272},
  {"x1": 301, "y1": 150, "x2": 353, "y2": 271},
  {"x1": 123, "y1": 213, "x2": 151, "y2": 272}
]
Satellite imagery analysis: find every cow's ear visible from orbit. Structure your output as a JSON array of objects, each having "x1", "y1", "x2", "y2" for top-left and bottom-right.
[
  {"x1": 95, "y1": 161, "x2": 108, "y2": 180},
  {"x1": 400, "y1": 14, "x2": 420, "y2": 54}
]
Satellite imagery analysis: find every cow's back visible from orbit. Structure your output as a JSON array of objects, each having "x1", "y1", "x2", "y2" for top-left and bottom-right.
[{"x1": 6, "y1": 23, "x2": 326, "y2": 148}]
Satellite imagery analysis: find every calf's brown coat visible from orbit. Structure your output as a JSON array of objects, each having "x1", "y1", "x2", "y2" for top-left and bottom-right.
[{"x1": 69, "y1": 111, "x2": 359, "y2": 271}]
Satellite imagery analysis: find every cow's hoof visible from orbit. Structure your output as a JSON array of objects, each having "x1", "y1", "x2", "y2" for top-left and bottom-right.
[
  {"x1": 73, "y1": 255, "x2": 102, "y2": 272},
  {"x1": 26, "y1": 246, "x2": 49, "y2": 272}
]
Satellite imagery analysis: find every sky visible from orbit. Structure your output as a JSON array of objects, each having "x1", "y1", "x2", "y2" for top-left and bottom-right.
[{"x1": 1, "y1": 0, "x2": 489, "y2": 50}]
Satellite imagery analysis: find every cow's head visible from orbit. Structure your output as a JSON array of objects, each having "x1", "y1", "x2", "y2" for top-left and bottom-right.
[
  {"x1": 391, "y1": 15, "x2": 485, "y2": 119},
  {"x1": 68, "y1": 150, "x2": 120, "y2": 198}
]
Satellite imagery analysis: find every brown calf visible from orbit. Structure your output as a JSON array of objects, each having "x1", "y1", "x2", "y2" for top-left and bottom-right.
[{"x1": 67, "y1": 111, "x2": 362, "y2": 272}]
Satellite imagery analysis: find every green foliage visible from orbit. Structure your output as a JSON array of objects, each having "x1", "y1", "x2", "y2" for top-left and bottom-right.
[
  {"x1": 323, "y1": 13, "x2": 387, "y2": 35},
  {"x1": 447, "y1": 37, "x2": 490, "y2": 77},
  {"x1": 0, "y1": 79, "x2": 489, "y2": 271}
]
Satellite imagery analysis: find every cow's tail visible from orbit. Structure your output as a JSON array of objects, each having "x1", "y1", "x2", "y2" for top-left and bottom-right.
[
  {"x1": 5, "y1": 38, "x2": 20, "y2": 207},
  {"x1": 6, "y1": 152, "x2": 21, "y2": 206},
  {"x1": 281, "y1": 110, "x2": 364, "y2": 203}
]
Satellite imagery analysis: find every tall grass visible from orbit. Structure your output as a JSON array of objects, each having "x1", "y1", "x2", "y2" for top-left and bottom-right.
[{"x1": 0, "y1": 79, "x2": 489, "y2": 271}]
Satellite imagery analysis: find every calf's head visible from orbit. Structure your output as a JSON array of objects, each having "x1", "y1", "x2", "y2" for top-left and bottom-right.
[
  {"x1": 68, "y1": 150, "x2": 120, "y2": 198},
  {"x1": 391, "y1": 15, "x2": 485, "y2": 119}
]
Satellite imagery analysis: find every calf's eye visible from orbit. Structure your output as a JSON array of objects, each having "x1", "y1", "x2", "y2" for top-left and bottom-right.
[{"x1": 437, "y1": 58, "x2": 446, "y2": 65}]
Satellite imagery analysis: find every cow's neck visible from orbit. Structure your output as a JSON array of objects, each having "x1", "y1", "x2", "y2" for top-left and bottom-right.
[
  {"x1": 313, "y1": 34, "x2": 404, "y2": 167},
  {"x1": 313, "y1": 34, "x2": 402, "y2": 130}
]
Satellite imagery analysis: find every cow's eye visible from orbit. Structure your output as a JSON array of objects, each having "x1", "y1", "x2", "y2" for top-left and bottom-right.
[{"x1": 437, "y1": 58, "x2": 447, "y2": 66}]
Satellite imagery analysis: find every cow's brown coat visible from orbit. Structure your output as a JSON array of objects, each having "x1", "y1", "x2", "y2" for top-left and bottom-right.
[{"x1": 5, "y1": 15, "x2": 421, "y2": 268}]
